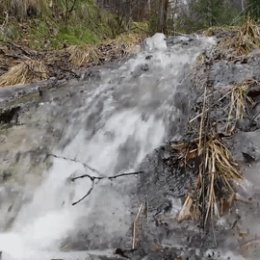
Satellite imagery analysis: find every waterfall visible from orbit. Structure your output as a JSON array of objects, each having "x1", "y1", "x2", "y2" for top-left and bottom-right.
[{"x1": 0, "y1": 33, "x2": 216, "y2": 260}]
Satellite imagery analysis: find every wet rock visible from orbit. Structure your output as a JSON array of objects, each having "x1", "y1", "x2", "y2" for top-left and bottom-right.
[
  {"x1": 137, "y1": 143, "x2": 198, "y2": 210},
  {"x1": 230, "y1": 130, "x2": 260, "y2": 163},
  {"x1": 0, "y1": 106, "x2": 20, "y2": 124},
  {"x1": 80, "y1": 69, "x2": 101, "y2": 81}
]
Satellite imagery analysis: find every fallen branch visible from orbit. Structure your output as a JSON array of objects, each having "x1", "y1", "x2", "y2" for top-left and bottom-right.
[
  {"x1": 71, "y1": 171, "x2": 143, "y2": 182},
  {"x1": 72, "y1": 181, "x2": 95, "y2": 206},
  {"x1": 48, "y1": 153, "x2": 143, "y2": 205},
  {"x1": 71, "y1": 170, "x2": 143, "y2": 206},
  {"x1": 47, "y1": 153, "x2": 102, "y2": 176}
]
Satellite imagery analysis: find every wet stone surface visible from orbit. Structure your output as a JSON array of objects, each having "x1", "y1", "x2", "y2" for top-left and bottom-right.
[{"x1": 0, "y1": 34, "x2": 260, "y2": 260}]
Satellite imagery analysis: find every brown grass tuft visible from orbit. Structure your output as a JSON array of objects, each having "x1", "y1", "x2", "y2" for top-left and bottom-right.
[
  {"x1": 226, "y1": 83, "x2": 253, "y2": 132},
  {"x1": 221, "y1": 20, "x2": 260, "y2": 55},
  {"x1": 67, "y1": 33, "x2": 144, "y2": 67},
  {"x1": 178, "y1": 81, "x2": 244, "y2": 226},
  {"x1": 0, "y1": 59, "x2": 48, "y2": 87},
  {"x1": 204, "y1": 25, "x2": 238, "y2": 37},
  {"x1": 67, "y1": 45, "x2": 102, "y2": 67},
  {"x1": 176, "y1": 137, "x2": 242, "y2": 226},
  {"x1": 106, "y1": 33, "x2": 145, "y2": 53}
]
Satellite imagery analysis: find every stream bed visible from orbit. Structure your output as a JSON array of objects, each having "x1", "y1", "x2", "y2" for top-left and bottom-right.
[{"x1": 0, "y1": 33, "x2": 260, "y2": 260}]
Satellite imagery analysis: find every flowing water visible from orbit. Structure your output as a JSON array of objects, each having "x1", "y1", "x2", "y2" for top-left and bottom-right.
[{"x1": 0, "y1": 34, "x2": 220, "y2": 259}]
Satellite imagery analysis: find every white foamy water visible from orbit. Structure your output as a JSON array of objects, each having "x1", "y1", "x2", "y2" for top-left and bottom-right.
[{"x1": 0, "y1": 34, "x2": 216, "y2": 260}]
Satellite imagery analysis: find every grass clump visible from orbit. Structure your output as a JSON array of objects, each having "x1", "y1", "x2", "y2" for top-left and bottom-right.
[
  {"x1": 203, "y1": 25, "x2": 238, "y2": 37},
  {"x1": 0, "y1": 59, "x2": 48, "y2": 87},
  {"x1": 66, "y1": 32, "x2": 144, "y2": 67},
  {"x1": 175, "y1": 77, "x2": 252, "y2": 228},
  {"x1": 226, "y1": 83, "x2": 253, "y2": 132},
  {"x1": 67, "y1": 45, "x2": 102, "y2": 67},
  {"x1": 175, "y1": 136, "x2": 242, "y2": 227},
  {"x1": 221, "y1": 20, "x2": 260, "y2": 55},
  {"x1": 105, "y1": 32, "x2": 145, "y2": 53}
]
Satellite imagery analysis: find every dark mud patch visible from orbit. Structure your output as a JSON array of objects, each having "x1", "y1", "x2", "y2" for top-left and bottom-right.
[{"x1": 0, "y1": 106, "x2": 20, "y2": 124}]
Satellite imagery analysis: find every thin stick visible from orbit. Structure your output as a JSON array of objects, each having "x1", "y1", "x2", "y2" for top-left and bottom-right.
[
  {"x1": 204, "y1": 172, "x2": 215, "y2": 227},
  {"x1": 48, "y1": 153, "x2": 102, "y2": 176},
  {"x1": 72, "y1": 182, "x2": 95, "y2": 206},
  {"x1": 132, "y1": 204, "x2": 143, "y2": 250},
  {"x1": 198, "y1": 82, "x2": 208, "y2": 154},
  {"x1": 189, "y1": 90, "x2": 232, "y2": 123}
]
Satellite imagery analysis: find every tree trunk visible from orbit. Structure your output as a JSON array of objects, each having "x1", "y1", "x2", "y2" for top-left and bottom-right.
[
  {"x1": 241, "y1": 0, "x2": 245, "y2": 11},
  {"x1": 158, "y1": 0, "x2": 168, "y2": 33}
]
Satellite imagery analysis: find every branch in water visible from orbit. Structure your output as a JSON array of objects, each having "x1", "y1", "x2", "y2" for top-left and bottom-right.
[
  {"x1": 72, "y1": 181, "x2": 96, "y2": 206},
  {"x1": 71, "y1": 171, "x2": 143, "y2": 182},
  {"x1": 48, "y1": 153, "x2": 143, "y2": 205},
  {"x1": 47, "y1": 153, "x2": 103, "y2": 176}
]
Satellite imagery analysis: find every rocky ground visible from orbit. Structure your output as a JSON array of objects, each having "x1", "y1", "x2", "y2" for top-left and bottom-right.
[{"x1": 130, "y1": 28, "x2": 260, "y2": 260}]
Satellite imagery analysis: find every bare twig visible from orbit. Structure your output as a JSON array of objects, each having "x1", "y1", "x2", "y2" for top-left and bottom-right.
[
  {"x1": 47, "y1": 153, "x2": 102, "y2": 176},
  {"x1": 132, "y1": 204, "x2": 143, "y2": 250},
  {"x1": 48, "y1": 153, "x2": 143, "y2": 205},
  {"x1": 72, "y1": 181, "x2": 95, "y2": 206},
  {"x1": 71, "y1": 171, "x2": 143, "y2": 182},
  {"x1": 189, "y1": 90, "x2": 232, "y2": 123}
]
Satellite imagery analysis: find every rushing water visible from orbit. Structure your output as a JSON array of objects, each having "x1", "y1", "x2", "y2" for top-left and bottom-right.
[{"x1": 0, "y1": 34, "x2": 217, "y2": 260}]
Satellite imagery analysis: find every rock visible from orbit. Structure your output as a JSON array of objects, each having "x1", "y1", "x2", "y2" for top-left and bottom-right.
[{"x1": 231, "y1": 130, "x2": 260, "y2": 163}]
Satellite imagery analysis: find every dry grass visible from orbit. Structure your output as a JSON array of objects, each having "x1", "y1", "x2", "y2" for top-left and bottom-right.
[
  {"x1": 221, "y1": 20, "x2": 260, "y2": 55},
  {"x1": 204, "y1": 25, "x2": 238, "y2": 37},
  {"x1": 0, "y1": 32, "x2": 145, "y2": 87},
  {"x1": 67, "y1": 45, "x2": 102, "y2": 67},
  {"x1": 176, "y1": 137, "x2": 242, "y2": 227},
  {"x1": 105, "y1": 33, "x2": 145, "y2": 53},
  {"x1": 226, "y1": 83, "x2": 252, "y2": 132},
  {"x1": 0, "y1": 59, "x2": 48, "y2": 87},
  {"x1": 66, "y1": 33, "x2": 144, "y2": 67},
  {"x1": 177, "y1": 81, "x2": 244, "y2": 227}
]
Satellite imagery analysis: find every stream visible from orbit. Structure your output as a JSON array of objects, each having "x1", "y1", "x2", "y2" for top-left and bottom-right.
[{"x1": 0, "y1": 33, "x2": 259, "y2": 260}]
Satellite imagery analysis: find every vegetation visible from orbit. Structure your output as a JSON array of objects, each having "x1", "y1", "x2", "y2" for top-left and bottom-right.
[
  {"x1": 214, "y1": 19, "x2": 260, "y2": 57},
  {"x1": 0, "y1": 59, "x2": 48, "y2": 87},
  {"x1": 247, "y1": 0, "x2": 260, "y2": 20},
  {"x1": 0, "y1": 0, "x2": 259, "y2": 88},
  {"x1": 0, "y1": 0, "x2": 147, "y2": 87},
  {"x1": 0, "y1": 0, "x2": 131, "y2": 49},
  {"x1": 0, "y1": 0, "x2": 260, "y2": 48}
]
